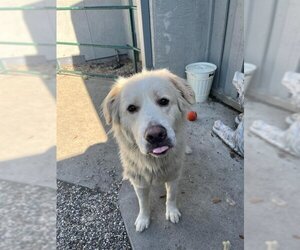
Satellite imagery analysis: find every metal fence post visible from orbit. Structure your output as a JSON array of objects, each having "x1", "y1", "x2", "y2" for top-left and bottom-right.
[
  {"x1": 128, "y1": 0, "x2": 138, "y2": 73},
  {"x1": 139, "y1": 0, "x2": 153, "y2": 70}
]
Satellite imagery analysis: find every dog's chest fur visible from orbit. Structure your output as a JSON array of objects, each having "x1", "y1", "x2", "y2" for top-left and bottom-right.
[{"x1": 114, "y1": 130, "x2": 185, "y2": 187}]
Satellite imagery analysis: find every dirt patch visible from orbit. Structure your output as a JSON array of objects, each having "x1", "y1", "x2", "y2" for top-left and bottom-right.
[{"x1": 60, "y1": 58, "x2": 142, "y2": 78}]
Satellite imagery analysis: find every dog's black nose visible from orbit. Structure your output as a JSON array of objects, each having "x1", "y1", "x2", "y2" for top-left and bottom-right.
[{"x1": 145, "y1": 125, "x2": 167, "y2": 144}]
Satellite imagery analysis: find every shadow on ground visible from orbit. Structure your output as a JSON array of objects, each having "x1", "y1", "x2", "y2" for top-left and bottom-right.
[{"x1": 56, "y1": 76, "x2": 132, "y2": 249}]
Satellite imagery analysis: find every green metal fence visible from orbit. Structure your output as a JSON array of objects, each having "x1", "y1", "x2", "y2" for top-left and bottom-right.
[{"x1": 0, "y1": 2, "x2": 140, "y2": 78}]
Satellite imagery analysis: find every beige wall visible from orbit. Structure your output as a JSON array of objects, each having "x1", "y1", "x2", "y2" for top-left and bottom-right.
[{"x1": 57, "y1": 0, "x2": 140, "y2": 61}]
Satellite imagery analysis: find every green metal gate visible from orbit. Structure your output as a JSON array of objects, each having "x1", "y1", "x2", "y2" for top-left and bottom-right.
[{"x1": 0, "y1": 2, "x2": 140, "y2": 79}]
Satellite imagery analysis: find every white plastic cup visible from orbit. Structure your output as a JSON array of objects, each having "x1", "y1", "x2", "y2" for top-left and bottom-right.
[
  {"x1": 244, "y1": 62, "x2": 257, "y2": 91},
  {"x1": 185, "y1": 62, "x2": 217, "y2": 103}
]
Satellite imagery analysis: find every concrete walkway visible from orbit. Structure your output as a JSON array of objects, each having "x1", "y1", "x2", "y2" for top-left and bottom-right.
[
  {"x1": 57, "y1": 75, "x2": 108, "y2": 161},
  {"x1": 57, "y1": 75, "x2": 123, "y2": 191},
  {"x1": 0, "y1": 75, "x2": 56, "y2": 188},
  {"x1": 244, "y1": 100, "x2": 300, "y2": 249}
]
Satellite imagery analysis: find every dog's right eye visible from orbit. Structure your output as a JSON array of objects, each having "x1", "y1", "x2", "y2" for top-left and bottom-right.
[
  {"x1": 158, "y1": 98, "x2": 169, "y2": 106},
  {"x1": 127, "y1": 105, "x2": 138, "y2": 113}
]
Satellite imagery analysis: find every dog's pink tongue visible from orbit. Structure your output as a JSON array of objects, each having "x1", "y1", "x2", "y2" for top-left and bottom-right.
[{"x1": 152, "y1": 146, "x2": 169, "y2": 154}]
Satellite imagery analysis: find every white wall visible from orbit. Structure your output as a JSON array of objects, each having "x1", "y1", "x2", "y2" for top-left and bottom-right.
[{"x1": 149, "y1": 0, "x2": 244, "y2": 109}]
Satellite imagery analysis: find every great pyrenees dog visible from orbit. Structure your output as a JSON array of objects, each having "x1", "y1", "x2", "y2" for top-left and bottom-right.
[{"x1": 102, "y1": 69, "x2": 195, "y2": 232}]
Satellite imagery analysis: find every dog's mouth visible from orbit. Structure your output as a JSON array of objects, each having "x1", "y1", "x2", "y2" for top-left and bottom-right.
[
  {"x1": 143, "y1": 135, "x2": 175, "y2": 157},
  {"x1": 152, "y1": 145, "x2": 169, "y2": 154},
  {"x1": 149, "y1": 145, "x2": 173, "y2": 157}
]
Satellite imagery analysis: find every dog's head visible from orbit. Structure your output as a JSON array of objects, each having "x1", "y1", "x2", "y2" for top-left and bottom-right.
[{"x1": 102, "y1": 69, "x2": 195, "y2": 157}]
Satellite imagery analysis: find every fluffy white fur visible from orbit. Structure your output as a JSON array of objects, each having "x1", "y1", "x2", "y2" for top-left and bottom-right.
[{"x1": 102, "y1": 69, "x2": 195, "y2": 232}]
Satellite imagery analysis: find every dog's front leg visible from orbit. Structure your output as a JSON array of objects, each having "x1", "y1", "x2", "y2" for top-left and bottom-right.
[
  {"x1": 165, "y1": 179, "x2": 181, "y2": 223},
  {"x1": 133, "y1": 185, "x2": 150, "y2": 232}
]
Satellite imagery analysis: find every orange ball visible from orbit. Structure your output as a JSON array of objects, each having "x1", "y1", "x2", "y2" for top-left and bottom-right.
[{"x1": 187, "y1": 111, "x2": 197, "y2": 121}]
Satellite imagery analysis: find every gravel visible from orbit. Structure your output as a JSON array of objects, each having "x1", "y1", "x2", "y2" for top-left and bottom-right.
[
  {"x1": 57, "y1": 180, "x2": 132, "y2": 250},
  {"x1": 0, "y1": 180, "x2": 56, "y2": 250}
]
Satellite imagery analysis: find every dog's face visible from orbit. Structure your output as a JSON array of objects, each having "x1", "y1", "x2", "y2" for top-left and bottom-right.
[{"x1": 102, "y1": 69, "x2": 195, "y2": 157}]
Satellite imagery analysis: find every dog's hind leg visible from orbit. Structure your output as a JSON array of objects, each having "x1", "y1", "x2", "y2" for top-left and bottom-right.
[
  {"x1": 165, "y1": 179, "x2": 181, "y2": 223},
  {"x1": 133, "y1": 184, "x2": 151, "y2": 232}
]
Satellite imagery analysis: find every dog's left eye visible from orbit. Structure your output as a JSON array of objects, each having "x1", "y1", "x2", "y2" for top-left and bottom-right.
[
  {"x1": 158, "y1": 98, "x2": 169, "y2": 106},
  {"x1": 127, "y1": 104, "x2": 138, "y2": 113}
]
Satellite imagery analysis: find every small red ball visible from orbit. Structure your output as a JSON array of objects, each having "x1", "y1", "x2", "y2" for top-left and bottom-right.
[{"x1": 187, "y1": 111, "x2": 197, "y2": 121}]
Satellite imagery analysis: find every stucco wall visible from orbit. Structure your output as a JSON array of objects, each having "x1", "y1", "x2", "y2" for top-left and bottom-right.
[
  {"x1": 149, "y1": 0, "x2": 211, "y2": 77},
  {"x1": 149, "y1": 0, "x2": 244, "y2": 106}
]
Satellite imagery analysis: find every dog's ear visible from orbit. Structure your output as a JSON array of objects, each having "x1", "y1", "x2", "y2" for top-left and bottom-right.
[
  {"x1": 163, "y1": 69, "x2": 195, "y2": 109},
  {"x1": 102, "y1": 83, "x2": 122, "y2": 125}
]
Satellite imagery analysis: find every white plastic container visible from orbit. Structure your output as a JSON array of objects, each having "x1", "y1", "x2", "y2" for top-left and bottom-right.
[
  {"x1": 185, "y1": 62, "x2": 217, "y2": 103},
  {"x1": 244, "y1": 62, "x2": 257, "y2": 91}
]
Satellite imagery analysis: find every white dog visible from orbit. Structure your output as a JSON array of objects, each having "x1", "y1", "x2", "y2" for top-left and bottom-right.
[{"x1": 102, "y1": 69, "x2": 195, "y2": 232}]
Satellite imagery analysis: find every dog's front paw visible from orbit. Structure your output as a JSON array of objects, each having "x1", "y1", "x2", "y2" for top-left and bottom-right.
[
  {"x1": 135, "y1": 214, "x2": 150, "y2": 232},
  {"x1": 166, "y1": 206, "x2": 181, "y2": 223}
]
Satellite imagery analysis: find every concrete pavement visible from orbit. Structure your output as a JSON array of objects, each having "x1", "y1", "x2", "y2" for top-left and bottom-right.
[
  {"x1": 0, "y1": 74, "x2": 56, "y2": 249},
  {"x1": 244, "y1": 100, "x2": 300, "y2": 249}
]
